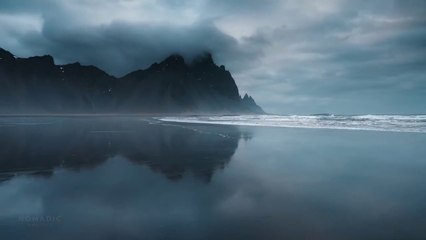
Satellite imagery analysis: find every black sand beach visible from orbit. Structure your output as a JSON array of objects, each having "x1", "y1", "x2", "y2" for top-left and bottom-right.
[{"x1": 0, "y1": 117, "x2": 425, "y2": 240}]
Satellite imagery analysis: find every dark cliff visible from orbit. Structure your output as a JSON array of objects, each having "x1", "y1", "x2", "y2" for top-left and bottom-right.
[{"x1": 0, "y1": 48, "x2": 264, "y2": 114}]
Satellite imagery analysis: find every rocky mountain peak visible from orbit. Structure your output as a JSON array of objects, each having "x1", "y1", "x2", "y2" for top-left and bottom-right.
[
  {"x1": 191, "y1": 52, "x2": 214, "y2": 66},
  {"x1": 0, "y1": 47, "x2": 264, "y2": 114}
]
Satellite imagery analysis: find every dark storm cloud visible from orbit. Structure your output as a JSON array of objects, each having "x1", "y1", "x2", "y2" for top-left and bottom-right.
[
  {"x1": 0, "y1": 0, "x2": 266, "y2": 76},
  {"x1": 0, "y1": 0, "x2": 425, "y2": 113},
  {"x1": 235, "y1": 0, "x2": 426, "y2": 113},
  {"x1": 22, "y1": 21, "x2": 255, "y2": 76}
]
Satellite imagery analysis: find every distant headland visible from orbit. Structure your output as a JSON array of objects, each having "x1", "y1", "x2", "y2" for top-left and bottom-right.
[{"x1": 0, "y1": 48, "x2": 264, "y2": 114}]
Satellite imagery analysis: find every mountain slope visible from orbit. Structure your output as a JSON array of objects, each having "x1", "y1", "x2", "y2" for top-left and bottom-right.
[{"x1": 0, "y1": 48, "x2": 264, "y2": 114}]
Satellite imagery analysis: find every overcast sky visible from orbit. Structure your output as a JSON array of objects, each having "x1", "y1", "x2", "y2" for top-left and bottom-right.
[{"x1": 0, "y1": 0, "x2": 425, "y2": 114}]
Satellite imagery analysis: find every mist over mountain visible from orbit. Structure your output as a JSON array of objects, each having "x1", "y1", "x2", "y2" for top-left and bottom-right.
[{"x1": 0, "y1": 48, "x2": 263, "y2": 114}]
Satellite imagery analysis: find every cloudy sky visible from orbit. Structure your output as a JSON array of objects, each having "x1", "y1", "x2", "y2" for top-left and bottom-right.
[{"x1": 0, "y1": 0, "x2": 425, "y2": 114}]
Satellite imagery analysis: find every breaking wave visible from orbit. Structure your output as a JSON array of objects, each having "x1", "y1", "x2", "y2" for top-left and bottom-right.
[{"x1": 158, "y1": 114, "x2": 426, "y2": 133}]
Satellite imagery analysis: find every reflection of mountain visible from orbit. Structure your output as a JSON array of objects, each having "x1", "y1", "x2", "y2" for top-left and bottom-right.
[{"x1": 0, "y1": 117, "x2": 245, "y2": 182}]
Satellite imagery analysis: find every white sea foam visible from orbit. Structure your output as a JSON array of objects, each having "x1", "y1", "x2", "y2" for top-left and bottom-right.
[{"x1": 158, "y1": 114, "x2": 426, "y2": 133}]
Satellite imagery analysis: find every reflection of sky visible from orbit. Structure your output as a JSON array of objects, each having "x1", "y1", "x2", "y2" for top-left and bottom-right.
[{"x1": 0, "y1": 127, "x2": 426, "y2": 239}]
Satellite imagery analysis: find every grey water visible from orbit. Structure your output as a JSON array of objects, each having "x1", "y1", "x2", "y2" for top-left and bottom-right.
[{"x1": 0, "y1": 116, "x2": 425, "y2": 240}]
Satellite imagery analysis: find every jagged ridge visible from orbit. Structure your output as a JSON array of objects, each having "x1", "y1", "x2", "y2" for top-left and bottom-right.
[{"x1": 0, "y1": 48, "x2": 264, "y2": 114}]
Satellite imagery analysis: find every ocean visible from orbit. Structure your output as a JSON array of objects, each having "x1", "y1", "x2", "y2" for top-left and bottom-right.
[
  {"x1": 159, "y1": 114, "x2": 426, "y2": 133},
  {"x1": 0, "y1": 116, "x2": 425, "y2": 239}
]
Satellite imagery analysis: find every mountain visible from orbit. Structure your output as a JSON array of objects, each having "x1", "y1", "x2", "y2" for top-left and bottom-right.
[{"x1": 0, "y1": 48, "x2": 264, "y2": 114}]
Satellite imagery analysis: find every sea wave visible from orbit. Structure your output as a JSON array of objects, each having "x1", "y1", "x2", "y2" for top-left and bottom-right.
[{"x1": 158, "y1": 114, "x2": 426, "y2": 133}]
